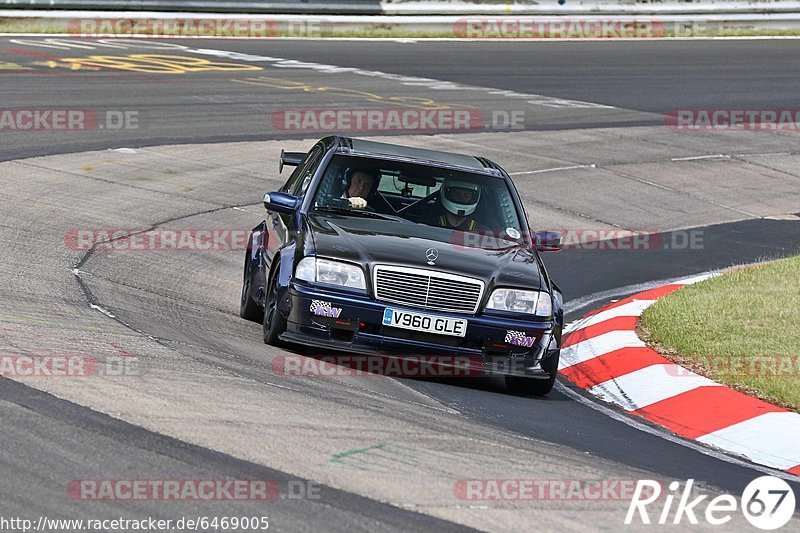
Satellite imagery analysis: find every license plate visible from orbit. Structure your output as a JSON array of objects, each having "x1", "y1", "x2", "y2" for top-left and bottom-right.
[{"x1": 382, "y1": 308, "x2": 467, "y2": 337}]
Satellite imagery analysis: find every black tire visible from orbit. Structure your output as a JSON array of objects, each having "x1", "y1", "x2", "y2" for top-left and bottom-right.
[
  {"x1": 505, "y1": 350, "x2": 560, "y2": 396},
  {"x1": 262, "y1": 266, "x2": 287, "y2": 346},
  {"x1": 240, "y1": 255, "x2": 263, "y2": 322}
]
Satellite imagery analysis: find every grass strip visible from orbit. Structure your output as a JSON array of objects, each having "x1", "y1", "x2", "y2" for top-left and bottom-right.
[{"x1": 640, "y1": 256, "x2": 800, "y2": 411}]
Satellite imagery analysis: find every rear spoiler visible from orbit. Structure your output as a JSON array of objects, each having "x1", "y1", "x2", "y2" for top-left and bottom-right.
[{"x1": 279, "y1": 149, "x2": 305, "y2": 174}]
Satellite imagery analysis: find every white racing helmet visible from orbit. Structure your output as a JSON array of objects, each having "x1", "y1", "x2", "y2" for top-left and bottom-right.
[{"x1": 441, "y1": 179, "x2": 481, "y2": 217}]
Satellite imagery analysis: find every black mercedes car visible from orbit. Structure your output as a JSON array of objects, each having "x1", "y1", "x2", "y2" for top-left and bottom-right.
[{"x1": 240, "y1": 136, "x2": 564, "y2": 395}]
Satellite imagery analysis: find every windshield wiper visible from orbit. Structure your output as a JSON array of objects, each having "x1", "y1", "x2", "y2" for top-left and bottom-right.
[{"x1": 313, "y1": 206, "x2": 407, "y2": 222}]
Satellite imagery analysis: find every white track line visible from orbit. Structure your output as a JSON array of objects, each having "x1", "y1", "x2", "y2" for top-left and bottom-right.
[
  {"x1": 570, "y1": 299, "x2": 655, "y2": 330},
  {"x1": 510, "y1": 164, "x2": 596, "y2": 176},
  {"x1": 697, "y1": 412, "x2": 800, "y2": 471},
  {"x1": 560, "y1": 330, "x2": 645, "y2": 369},
  {"x1": 587, "y1": 364, "x2": 721, "y2": 411}
]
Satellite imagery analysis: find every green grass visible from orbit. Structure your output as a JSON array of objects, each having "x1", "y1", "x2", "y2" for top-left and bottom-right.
[
  {"x1": 640, "y1": 256, "x2": 800, "y2": 411},
  {"x1": 0, "y1": 20, "x2": 69, "y2": 34}
]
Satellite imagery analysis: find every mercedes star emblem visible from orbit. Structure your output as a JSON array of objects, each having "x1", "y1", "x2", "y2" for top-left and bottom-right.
[{"x1": 425, "y1": 248, "x2": 439, "y2": 265}]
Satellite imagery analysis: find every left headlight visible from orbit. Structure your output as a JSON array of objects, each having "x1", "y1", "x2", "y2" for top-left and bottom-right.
[
  {"x1": 485, "y1": 288, "x2": 552, "y2": 317},
  {"x1": 295, "y1": 257, "x2": 366, "y2": 291}
]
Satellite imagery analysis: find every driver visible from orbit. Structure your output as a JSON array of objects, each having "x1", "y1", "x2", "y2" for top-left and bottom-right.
[
  {"x1": 341, "y1": 169, "x2": 377, "y2": 209},
  {"x1": 430, "y1": 179, "x2": 482, "y2": 230}
]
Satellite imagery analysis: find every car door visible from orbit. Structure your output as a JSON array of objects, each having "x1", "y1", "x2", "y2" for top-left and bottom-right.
[{"x1": 263, "y1": 142, "x2": 326, "y2": 269}]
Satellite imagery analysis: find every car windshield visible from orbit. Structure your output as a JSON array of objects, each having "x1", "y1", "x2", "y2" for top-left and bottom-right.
[{"x1": 311, "y1": 155, "x2": 526, "y2": 249}]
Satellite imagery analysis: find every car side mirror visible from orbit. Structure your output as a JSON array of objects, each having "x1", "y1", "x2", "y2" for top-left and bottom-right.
[
  {"x1": 535, "y1": 230, "x2": 563, "y2": 252},
  {"x1": 279, "y1": 149, "x2": 306, "y2": 174},
  {"x1": 263, "y1": 192, "x2": 299, "y2": 214}
]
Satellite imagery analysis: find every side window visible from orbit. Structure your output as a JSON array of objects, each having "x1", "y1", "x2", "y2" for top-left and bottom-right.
[
  {"x1": 286, "y1": 145, "x2": 324, "y2": 197},
  {"x1": 281, "y1": 160, "x2": 305, "y2": 193},
  {"x1": 377, "y1": 173, "x2": 401, "y2": 195}
]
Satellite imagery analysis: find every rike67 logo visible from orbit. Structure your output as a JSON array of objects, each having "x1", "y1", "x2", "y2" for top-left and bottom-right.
[{"x1": 626, "y1": 477, "x2": 796, "y2": 530}]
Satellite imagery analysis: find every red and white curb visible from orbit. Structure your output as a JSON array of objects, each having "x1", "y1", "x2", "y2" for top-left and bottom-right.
[{"x1": 561, "y1": 273, "x2": 800, "y2": 477}]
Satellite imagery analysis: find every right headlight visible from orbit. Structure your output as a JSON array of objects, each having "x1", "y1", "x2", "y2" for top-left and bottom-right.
[
  {"x1": 485, "y1": 288, "x2": 552, "y2": 317},
  {"x1": 295, "y1": 257, "x2": 366, "y2": 291}
]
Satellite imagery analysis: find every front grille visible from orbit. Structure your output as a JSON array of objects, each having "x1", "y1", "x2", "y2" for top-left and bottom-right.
[{"x1": 373, "y1": 265, "x2": 484, "y2": 314}]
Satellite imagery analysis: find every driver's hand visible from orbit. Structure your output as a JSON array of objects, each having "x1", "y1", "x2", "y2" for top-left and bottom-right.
[{"x1": 347, "y1": 197, "x2": 367, "y2": 209}]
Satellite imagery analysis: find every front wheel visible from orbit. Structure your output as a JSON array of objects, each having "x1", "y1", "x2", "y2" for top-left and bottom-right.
[
  {"x1": 240, "y1": 255, "x2": 263, "y2": 322},
  {"x1": 262, "y1": 266, "x2": 287, "y2": 346},
  {"x1": 505, "y1": 350, "x2": 560, "y2": 396}
]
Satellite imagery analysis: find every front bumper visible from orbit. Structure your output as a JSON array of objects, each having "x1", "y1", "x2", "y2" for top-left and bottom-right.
[{"x1": 281, "y1": 281, "x2": 560, "y2": 378}]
